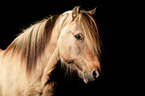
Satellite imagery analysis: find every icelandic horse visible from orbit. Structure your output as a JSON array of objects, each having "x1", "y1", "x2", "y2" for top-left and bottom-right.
[{"x1": 0, "y1": 6, "x2": 103, "y2": 96}]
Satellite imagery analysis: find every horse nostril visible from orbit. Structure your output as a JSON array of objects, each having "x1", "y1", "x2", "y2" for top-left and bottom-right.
[{"x1": 92, "y1": 70, "x2": 99, "y2": 79}]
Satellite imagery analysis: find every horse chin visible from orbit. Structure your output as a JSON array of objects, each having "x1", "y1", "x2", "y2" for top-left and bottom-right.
[
  {"x1": 84, "y1": 76, "x2": 95, "y2": 84},
  {"x1": 83, "y1": 70, "x2": 95, "y2": 84}
]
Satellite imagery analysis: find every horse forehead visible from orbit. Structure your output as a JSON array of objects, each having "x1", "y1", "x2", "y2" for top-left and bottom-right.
[{"x1": 60, "y1": 23, "x2": 76, "y2": 35}]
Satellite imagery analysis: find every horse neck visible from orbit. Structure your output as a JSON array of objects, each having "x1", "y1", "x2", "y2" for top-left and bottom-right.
[
  {"x1": 34, "y1": 19, "x2": 61, "y2": 76},
  {"x1": 34, "y1": 14, "x2": 72, "y2": 76},
  {"x1": 2, "y1": 16, "x2": 61, "y2": 77}
]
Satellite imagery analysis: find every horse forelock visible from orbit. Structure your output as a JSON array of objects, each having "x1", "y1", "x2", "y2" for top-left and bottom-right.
[
  {"x1": 4, "y1": 15, "x2": 59, "y2": 73},
  {"x1": 73, "y1": 12, "x2": 102, "y2": 58}
]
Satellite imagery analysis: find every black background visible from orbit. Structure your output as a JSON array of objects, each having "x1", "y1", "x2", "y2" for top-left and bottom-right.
[{"x1": 0, "y1": 0, "x2": 105, "y2": 96}]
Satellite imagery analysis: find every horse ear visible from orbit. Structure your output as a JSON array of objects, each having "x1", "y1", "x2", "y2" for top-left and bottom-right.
[
  {"x1": 72, "y1": 6, "x2": 80, "y2": 19},
  {"x1": 87, "y1": 7, "x2": 97, "y2": 15}
]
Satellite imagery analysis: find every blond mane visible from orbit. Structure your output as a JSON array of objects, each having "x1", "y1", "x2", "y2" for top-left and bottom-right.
[{"x1": 3, "y1": 15, "x2": 59, "y2": 72}]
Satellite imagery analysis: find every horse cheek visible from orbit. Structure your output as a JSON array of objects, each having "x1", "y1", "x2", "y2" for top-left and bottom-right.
[{"x1": 58, "y1": 39, "x2": 72, "y2": 60}]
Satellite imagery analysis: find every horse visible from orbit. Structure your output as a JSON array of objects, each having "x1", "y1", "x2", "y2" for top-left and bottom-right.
[{"x1": 0, "y1": 6, "x2": 103, "y2": 96}]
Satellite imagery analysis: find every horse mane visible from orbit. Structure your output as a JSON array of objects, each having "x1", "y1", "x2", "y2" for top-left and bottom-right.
[{"x1": 4, "y1": 15, "x2": 59, "y2": 72}]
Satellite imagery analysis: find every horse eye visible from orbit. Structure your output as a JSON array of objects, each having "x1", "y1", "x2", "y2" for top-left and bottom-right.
[{"x1": 75, "y1": 34, "x2": 82, "y2": 40}]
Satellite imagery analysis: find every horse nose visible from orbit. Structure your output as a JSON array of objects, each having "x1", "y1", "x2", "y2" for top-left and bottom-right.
[{"x1": 92, "y1": 70, "x2": 99, "y2": 79}]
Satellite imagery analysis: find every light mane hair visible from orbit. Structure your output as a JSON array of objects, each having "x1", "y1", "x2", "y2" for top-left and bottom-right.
[{"x1": 3, "y1": 15, "x2": 59, "y2": 72}]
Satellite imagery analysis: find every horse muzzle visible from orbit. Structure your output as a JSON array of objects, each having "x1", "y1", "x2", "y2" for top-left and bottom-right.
[{"x1": 84, "y1": 70, "x2": 99, "y2": 84}]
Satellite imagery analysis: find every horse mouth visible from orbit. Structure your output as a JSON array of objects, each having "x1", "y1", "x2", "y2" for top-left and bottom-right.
[
  {"x1": 84, "y1": 71, "x2": 94, "y2": 84},
  {"x1": 83, "y1": 70, "x2": 99, "y2": 84}
]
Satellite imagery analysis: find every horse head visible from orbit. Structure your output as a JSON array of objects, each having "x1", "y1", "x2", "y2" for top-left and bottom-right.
[{"x1": 57, "y1": 6, "x2": 102, "y2": 83}]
